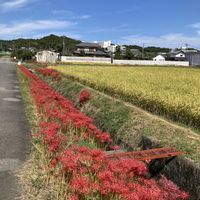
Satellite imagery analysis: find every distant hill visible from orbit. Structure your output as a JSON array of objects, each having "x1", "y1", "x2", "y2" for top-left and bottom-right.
[{"x1": 0, "y1": 34, "x2": 81, "y2": 55}]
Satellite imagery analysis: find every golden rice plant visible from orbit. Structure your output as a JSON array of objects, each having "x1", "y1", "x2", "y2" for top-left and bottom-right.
[{"x1": 51, "y1": 65, "x2": 200, "y2": 129}]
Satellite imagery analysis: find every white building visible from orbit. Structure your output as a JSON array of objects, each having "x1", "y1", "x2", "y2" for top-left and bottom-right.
[
  {"x1": 107, "y1": 45, "x2": 117, "y2": 53},
  {"x1": 175, "y1": 52, "x2": 186, "y2": 59},
  {"x1": 98, "y1": 41, "x2": 112, "y2": 49},
  {"x1": 153, "y1": 55, "x2": 166, "y2": 61},
  {"x1": 36, "y1": 50, "x2": 58, "y2": 64}
]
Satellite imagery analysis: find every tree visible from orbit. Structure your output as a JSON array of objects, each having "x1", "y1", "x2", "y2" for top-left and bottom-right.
[
  {"x1": 11, "y1": 49, "x2": 34, "y2": 61},
  {"x1": 125, "y1": 48, "x2": 133, "y2": 60},
  {"x1": 114, "y1": 46, "x2": 122, "y2": 59}
]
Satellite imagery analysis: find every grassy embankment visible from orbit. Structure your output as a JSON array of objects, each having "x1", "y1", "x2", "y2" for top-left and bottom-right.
[
  {"x1": 33, "y1": 64, "x2": 200, "y2": 165},
  {"x1": 18, "y1": 63, "x2": 192, "y2": 200}
]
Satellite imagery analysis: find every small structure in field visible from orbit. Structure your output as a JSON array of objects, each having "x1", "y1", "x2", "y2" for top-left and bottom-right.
[
  {"x1": 36, "y1": 50, "x2": 58, "y2": 64},
  {"x1": 153, "y1": 55, "x2": 165, "y2": 61}
]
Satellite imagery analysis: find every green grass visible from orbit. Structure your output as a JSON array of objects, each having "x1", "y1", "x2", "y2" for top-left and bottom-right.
[
  {"x1": 17, "y1": 68, "x2": 38, "y2": 130},
  {"x1": 50, "y1": 65, "x2": 200, "y2": 130}
]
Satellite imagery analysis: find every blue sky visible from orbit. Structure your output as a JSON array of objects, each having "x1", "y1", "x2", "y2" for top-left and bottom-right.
[{"x1": 0, "y1": 0, "x2": 200, "y2": 48}]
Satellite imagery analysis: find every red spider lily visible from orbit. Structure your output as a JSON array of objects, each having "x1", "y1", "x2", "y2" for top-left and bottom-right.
[
  {"x1": 79, "y1": 89, "x2": 90, "y2": 103},
  {"x1": 18, "y1": 64, "x2": 189, "y2": 200},
  {"x1": 36, "y1": 68, "x2": 62, "y2": 81},
  {"x1": 70, "y1": 175, "x2": 90, "y2": 194}
]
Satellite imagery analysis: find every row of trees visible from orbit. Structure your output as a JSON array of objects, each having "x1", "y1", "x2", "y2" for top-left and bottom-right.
[
  {"x1": 10, "y1": 50, "x2": 35, "y2": 61},
  {"x1": 1, "y1": 34, "x2": 81, "y2": 60}
]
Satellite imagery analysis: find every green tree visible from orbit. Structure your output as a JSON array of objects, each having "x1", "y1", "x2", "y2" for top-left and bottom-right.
[
  {"x1": 11, "y1": 50, "x2": 34, "y2": 61},
  {"x1": 114, "y1": 46, "x2": 122, "y2": 59},
  {"x1": 125, "y1": 48, "x2": 133, "y2": 60}
]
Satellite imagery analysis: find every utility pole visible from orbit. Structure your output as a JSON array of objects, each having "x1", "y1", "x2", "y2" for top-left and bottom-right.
[
  {"x1": 0, "y1": 42, "x2": 3, "y2": 52},
  {"x1": 142, "y1": 43, "x2": 145, "y2": 59},
  {"x1": 62, "y1": 36, "x2": 65, "y2": 56}
]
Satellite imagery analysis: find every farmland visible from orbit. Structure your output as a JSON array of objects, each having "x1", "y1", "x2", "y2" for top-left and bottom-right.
[
  {"x1": 16, "y1": 65, "x2": 189, "y2": 199},
  {"x1": 51, "y1": 65, "x2": 200, "y2": 129}
]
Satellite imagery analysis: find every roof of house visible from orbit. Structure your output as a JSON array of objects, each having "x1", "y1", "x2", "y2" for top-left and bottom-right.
[
  {"x1": 36, "y1": 50, "x2": 58, "y2": 55},
  {"x1": 94, "y1": 50, "x2": 108, "y2": 56},
  {"x1": 170, "y1": 49, "x2": 200, "y2": 57},
  {"x1": 74, "y1": 49, "x2": 108, "y2": 56},
  {"x1": 154, "y1": 55, "x2": 165, "y2": 59},
  {"x1": 76, "y1": 42, "x2": 101, "y2": 48}
]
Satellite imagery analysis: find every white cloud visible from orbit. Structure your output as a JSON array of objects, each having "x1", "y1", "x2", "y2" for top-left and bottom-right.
[
  {"x1": 190, "y1": 22, "x2": 200, "y2": 29},
  {"x1": 189, "y1": 22, "x2": 200, "y2": 36},
  {"x1": 120, "y1": 33, "x2": 200, "y2": 48},
  {"x1": 0, "y1": 0, "x2": 31, "y2": 12},
  {"x1": 51, "y1": 10, "x2": 91, "y2": 20},
  {"x1": 75, "y1": 15, "x2": 91, "y2": 20},
  {"x1": 0, "y1": 20, "x2": 77, "y2": 39},
  {"x1": 120, "y1": 22, "x2": 200, "y2": 48}
]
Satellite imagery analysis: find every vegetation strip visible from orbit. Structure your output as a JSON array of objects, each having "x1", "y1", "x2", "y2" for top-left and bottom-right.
[
  {"x1": 34, "y1": 65, "x2": 200, "y2": 165},
  {"x1": 33, "y1": 65, "x2": 200, "y2": 198},
  {"x1": 18, "y1": 65, "x2": 188, "y2": 200},
  {"x1": 50, "y1": 65, "x2": 200, "y2": 130}
]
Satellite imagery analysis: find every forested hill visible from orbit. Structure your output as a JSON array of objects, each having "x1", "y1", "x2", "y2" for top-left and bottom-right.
[{"x1": 0, "y1": 34, "x2": 81, "y2": 53}]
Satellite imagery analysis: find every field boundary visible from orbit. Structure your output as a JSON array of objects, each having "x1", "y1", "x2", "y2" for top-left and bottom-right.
[
  {"x1": 35, "y1": 70, "x2": 200, "y2": 198},
  {"x1": 61, "y1": 56, "x2": 189, "y2": 66}
]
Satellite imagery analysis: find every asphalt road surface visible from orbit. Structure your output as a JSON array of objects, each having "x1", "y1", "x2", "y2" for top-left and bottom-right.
[{"x1": 0, "y1": 58, "x2": 30, "y2": 199}]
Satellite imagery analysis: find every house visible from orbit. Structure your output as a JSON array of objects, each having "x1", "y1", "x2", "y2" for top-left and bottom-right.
[
  {"x1": 170, "y1": 50, "x2": 186, "y2": 61},
  {"x1": 36, "y1": 50, "x2": 58, "y2": 64},
  {"x1": 153, "y1": 55, "x2": 165, "y2": 61},
  {"x1": 98, "y1": 41, "x2": 112, "y2": 49},
  {"x1": 169, "y1": 49, "x2": 200, "y2": 65},
  {"x1": 107, "y1": 45, "x2": 118, "y2": 53},
  {"x1": 74, "y1": 42, "x2": 108, "y2": 57}
]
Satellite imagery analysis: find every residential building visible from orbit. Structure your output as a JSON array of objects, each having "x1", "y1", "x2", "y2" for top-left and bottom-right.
[
  {"x1": 170, "y1": 50, "x2": 186, "y2": 61},
  {"x1": 98, "y1": 41, "x2": 112, "y2": 49},
  {"x1": 107, "y1": 45, "x2": 117, "y2": 53},
  {"x1": 153, "y1": 55, "x2": 166, "y2": 61},
  {"x1": 74, "y1": 42, "x2": 108, "y2": 57},
  {"x1": 36, "y1": 50, "x2": 58, "y2": 64},
  {"x1": 169, "y1": 49, "x2": 200, "y2": 65}
]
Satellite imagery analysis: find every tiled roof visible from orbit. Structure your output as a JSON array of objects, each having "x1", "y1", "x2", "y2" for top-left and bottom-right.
[{"x1": 76, "y1": 42, "x2": 101, "y2": 48}]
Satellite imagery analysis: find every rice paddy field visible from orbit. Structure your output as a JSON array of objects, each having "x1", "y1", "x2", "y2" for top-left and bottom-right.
[{"x1": 50, "y1": 65, "x2": 200, "y2": 129}]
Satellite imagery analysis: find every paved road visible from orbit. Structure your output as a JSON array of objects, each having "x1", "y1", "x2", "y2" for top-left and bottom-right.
[{"x1": 0, "y1": 58, "x2": 30, "y2": 199}]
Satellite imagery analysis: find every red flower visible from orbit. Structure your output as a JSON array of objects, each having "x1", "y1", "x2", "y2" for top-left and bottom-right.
[
  {"x1": 18, "y1": 64, "x2": 189, "y2": 200},
  {"x1": 79, "y1": 90, "x2": 90, "y2": 103},
  {"x1": 70, "y1": 175, "x2": 90, "y2": 194}
]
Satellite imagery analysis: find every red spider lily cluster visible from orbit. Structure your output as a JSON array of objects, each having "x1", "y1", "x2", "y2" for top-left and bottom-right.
[
  {"x1": 19, "y1": 64, "x2": 189, "y2": 200},
  {"x1": 79, "y1": 89, "x2": 90, "y2": 104},
  {"x1": 35, "y1": 67, "x2": 62, "y2": 81}
]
